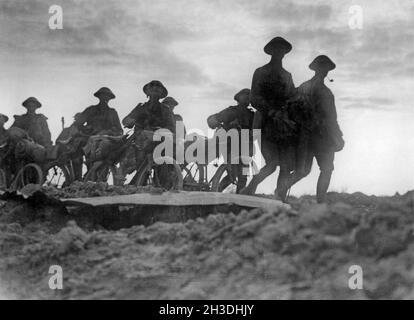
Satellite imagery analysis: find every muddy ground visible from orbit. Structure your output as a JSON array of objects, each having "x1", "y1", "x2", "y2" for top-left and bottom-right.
[{"x1": 0, "y1": 183, "x2": 413, "y2": 299}]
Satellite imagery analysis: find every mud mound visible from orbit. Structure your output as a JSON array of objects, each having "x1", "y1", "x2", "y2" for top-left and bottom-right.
[{"x1": 0, "y1": 190, "x2": 413, "y2": 299}]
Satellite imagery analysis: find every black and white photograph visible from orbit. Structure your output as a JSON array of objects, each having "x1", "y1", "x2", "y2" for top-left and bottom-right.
[{"x1": 0, "y1": 0, "x2": 413, "y2": 305}]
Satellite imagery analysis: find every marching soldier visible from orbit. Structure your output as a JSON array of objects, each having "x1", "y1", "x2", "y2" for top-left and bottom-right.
[
  {"x1": 289, "y1": 55, "x2": 344, "y2": 203},
  {"x1": 240, "y1": 37, "x2": 296, "y2": 201},
  {"x1": 207, "y1": 88, "x2": 254, "y2": 192},
  {"x1": 71, "y1": 87, "x2": 123, "y2": 180},
  {"x1": 12, "y1": 97, "x2": 52, "y2": 147}
]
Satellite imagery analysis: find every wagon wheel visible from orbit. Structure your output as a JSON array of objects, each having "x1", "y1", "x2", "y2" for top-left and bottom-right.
[
  {"x1": 136, "y1": 157, "x2": 183, "y2": 191},
  {"x1": 43, "y1": 161, "x2": 72, "y2": 188},
  {"x1": 211, "y1": 164, "x2": 238, "y2": 193},
  {"x1": 95, "y1": 164, "x2": 123, "y2": 186},
  {"x1": 182, "y1": 162, "x2": 209, "y2": 191},
  {"x1": 12, "y1": 163, "x2": 43, "y2": 191}
]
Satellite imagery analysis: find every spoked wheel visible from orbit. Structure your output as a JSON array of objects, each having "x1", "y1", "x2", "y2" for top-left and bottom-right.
[
  {"x1": 12, "y1": 163, "x2": 43, "y2": 191},
  {"x1": 211, "y1": 164, "x2": 239, "y2": 193},
  {"x1": 83, "y1": 162, "x2": 122, "y2": 186},
  {"x1": 136, "y1": 157, "x2": 183, "y2": 190},
  {"x1": 182, "y1": 162, "x2": 209, "y2": 191},
  {"x1": 43, "y1": 161, "x2": 72, "y2": 188},
  {"x1": 95, "y1": 164, "x2": 123, "y2": 186}
]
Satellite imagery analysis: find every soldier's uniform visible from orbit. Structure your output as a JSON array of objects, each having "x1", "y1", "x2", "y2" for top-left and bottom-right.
[
  {"x1": 12, "y1": 97, "x2": 52, "y2": 148},
  {"x1": 243, "y1": 37, "x2": 296, "y2": 200},
  {"x1": 291, "y1": 55, "x2": 344, "y2": 203},
  {"x1": 72, "y1": 87, "x2": 122, "y2": 180},
  {"x1": 123, "y1": 81, "x2": 176, "y2": 175},
  {"x1": 74, "y1": 88, "x2": 123, "y2": 136},
  {"x1": 207, "y1": 89, "x2": 254, "y2": 192},
  {"x1": 123, "y1": 82, "x2": 175, "y2": 133}
]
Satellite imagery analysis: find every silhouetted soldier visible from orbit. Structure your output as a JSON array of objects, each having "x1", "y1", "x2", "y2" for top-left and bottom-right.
[
  {"x1": 240, "y1": 37, "x2": 296, "y2": 200},
  {"x1": 71, "y1": 87, "x2": 123, "y2": 180},
  {"x1": 74, "y1": 87, "x2": 123, "y2": 136},
  {"x1": 0, "y1": 114, "x2": 8, "y2": 141},
  {"x1": 12, "y1": 97, "x2": 52, "y2": 148},
  {"x1": 123, "y1": 80, "x2": 176, "y2": 169},
  {"x1": 207, "y1": 88, "x2": 254, "y2": 192},
  {"x1": 162, "y1": 97, "x2": 182, "y2": 123},
  {"x1": 289, "y1": 55, "x2": 344, "y2": 203}
]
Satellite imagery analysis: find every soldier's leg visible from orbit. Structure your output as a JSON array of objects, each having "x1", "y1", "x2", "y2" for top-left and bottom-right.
[
  {"x1": 236, "y1": 163, "x2": 248, "y2": 193},
  {"x1": 289, "y1": 151, "x2": 314, "y2": 188},
  {"x1": 275, "y1": 145, "x2": 296, "y2": 202},
  {"x1": 72, "y1": 155, "x2": 83, "y2": 181},
  {"x1": 240, "y1": 139, "x2": 278, "y2": 195},
  {"x1": 315, "y1": 151, "x2": 335, "y2": 203}
]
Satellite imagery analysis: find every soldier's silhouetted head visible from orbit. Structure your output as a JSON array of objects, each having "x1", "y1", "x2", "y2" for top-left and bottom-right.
[
  {"x1": 22, "y1": 97, "x2": 42, "y2": 114},
  {"x1": 162, "y1": 96, "x2": 179, "y2": 111},
  {"x1": 234, "y1": 88, "x2": 250, "y2": 107},
  {"x1": 309, "y1": 55, "x2": 336, "y2": 76},
  {"x1": 264, "y1": 37, "x2": 292, "y2": 57},
  {"x1": 94, "y1": 87, "x2": 116, "y2": 103},
  {"x1": 143, "y1": 80, "x2": 168, "y2": 100}
]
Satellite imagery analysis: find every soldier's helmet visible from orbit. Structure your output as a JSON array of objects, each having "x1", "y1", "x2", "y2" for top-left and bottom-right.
[
  {"x1": 162, "y1": 97, "x2": 179, "y2": 108},
  {"x1": 22, "y1": 97, "x2": 42, "y2": 109},
  {"x1": 264, "y1": 37, "x2": 292, "y2": 55},
  {"x1": 0, "y1": 113, "x2": 9, "y2": 123},
  {"x1": 309, "y1": 55, "x2": 336, "y2": 71},
  {"x1": 143, "y1": 80, "x2": 168, "y2": 99},
  {"x1": 234, "y1": 88, "x2": 251, "y2": 103},
  {"x1": 94, "y1": 87, "x2": 116, "y2": 100}
]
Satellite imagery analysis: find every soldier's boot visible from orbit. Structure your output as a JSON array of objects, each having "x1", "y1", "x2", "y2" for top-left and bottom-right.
[{"x1": 316, "y1": 169, "x2": 333, "y2": 203}]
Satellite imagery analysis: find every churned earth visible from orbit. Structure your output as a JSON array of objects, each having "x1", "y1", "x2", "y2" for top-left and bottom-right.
[{"x1": 0, "y1": 183, "x2": 413, "y2": 300}]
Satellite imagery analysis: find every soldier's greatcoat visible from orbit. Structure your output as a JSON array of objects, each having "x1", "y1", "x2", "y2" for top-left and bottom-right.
[
  {"x1": 74, "y1": 102, "x2": 123, "y2": 136},
  {"x1": 298, "y1": 77, "x2": 343, "y2": 154},
  {"x1": 12, "y1": 113, "x2": 52, "y2": 147},
  {"x1": 123, "y1": 101, "x2": 176, "y2": 133}
]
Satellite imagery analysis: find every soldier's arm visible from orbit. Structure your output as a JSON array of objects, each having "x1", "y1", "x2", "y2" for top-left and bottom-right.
[
  {"x1": 320, "y1": 90, "x2": 341, "y2": 136},
  {"x1": 122, "y1": 105, "x2": 142, "y2": 129},
  {"x1": 11, "y1": 115, "x2": 25, "y2": 130},
  {"x1": 217, "y1": 107, "x2": 238, "y2": 124},
  {"x1": 286, "y1": 73, "x2": 297, "y2": 98},
  {"x1": 73, "y1": 107, "x2": 90, "y2": 128},
  {"x1": 40, "y1": 116, "x2": 53, "y2": 146},
  {"x1": 164, "y1": 108, "x2": 176, "y2": 134},
  {"x1": 250, "y1": 69, "x2": 268, "y2": 113},
  {"x1": 110, "y1": 110, "x2": 123, "y2": 135}
]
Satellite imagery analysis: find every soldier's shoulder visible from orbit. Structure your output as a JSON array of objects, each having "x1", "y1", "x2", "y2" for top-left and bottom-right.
[
  {"x1": 254, "y1": 65, "x2": 269, "y2": 74},
  {"x1": 36, "y1": 113, "x2": 48, "y2": 120},
  {"x1": 108, "y1": 107, "x2": 119, "y2": 114}
]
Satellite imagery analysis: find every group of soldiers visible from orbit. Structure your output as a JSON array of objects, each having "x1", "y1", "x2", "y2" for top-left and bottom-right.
[
  {"x1": 207, "y1": 36, "x2": 344, "y2": 203},
  {"x1": 0, "y1": 36, "x2": 344, "y2": 203}
]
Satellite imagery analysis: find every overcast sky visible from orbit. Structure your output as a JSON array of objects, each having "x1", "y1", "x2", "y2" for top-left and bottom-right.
[{"x1": 0, "y1": 0, "x2": 413, "y2": 196}]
